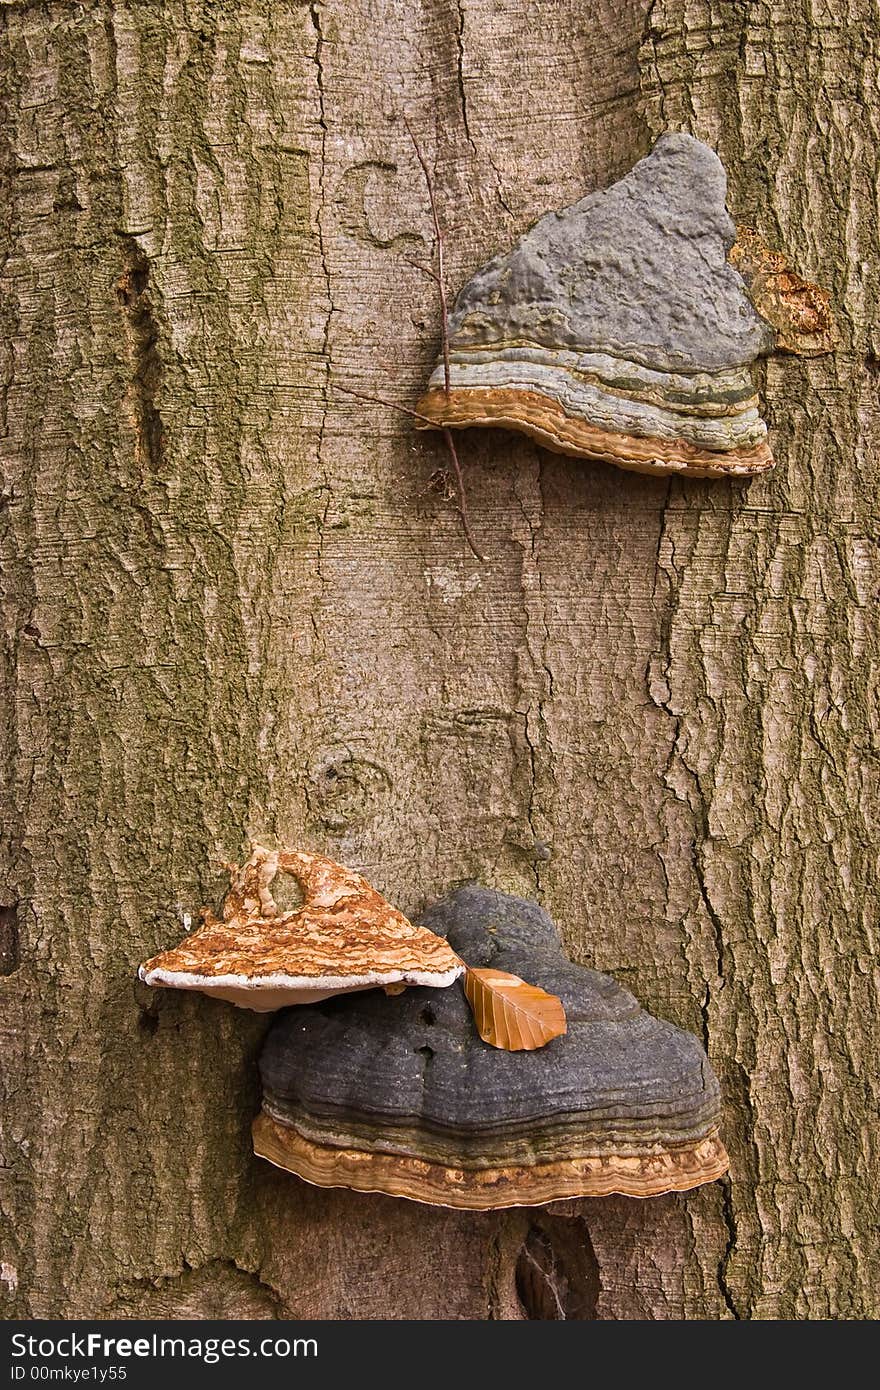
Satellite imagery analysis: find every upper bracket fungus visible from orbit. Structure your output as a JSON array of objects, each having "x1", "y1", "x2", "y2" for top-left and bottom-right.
[
  {"x1": 253, "y1": 886, "x2": 729, "y2": 1207},
  {"x1": 138, "y1": 847, "x2": 463, "y2": 1010},
  {"x1": 416, "y1": 131, "x2": 833, "y2": 479}
]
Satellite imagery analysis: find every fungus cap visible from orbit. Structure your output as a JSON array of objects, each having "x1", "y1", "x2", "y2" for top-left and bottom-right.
[
  {"x1": 254, "y1": 886, "x2": 729, "y2": 1206},
  {"x1": 138, "y1": 847, "x2": 463, "y2": 1011}
]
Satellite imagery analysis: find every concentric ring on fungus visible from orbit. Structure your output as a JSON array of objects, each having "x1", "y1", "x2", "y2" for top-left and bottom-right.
[
  {"x1": 253, "y1": 1116, "x2": 729, "y2": 1208},
  {"x1": 253, "y1": 886, "x2": 729, "y2": 1207}
]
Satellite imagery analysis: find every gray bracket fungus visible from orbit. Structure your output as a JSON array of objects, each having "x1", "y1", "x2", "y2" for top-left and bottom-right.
[
  {"x1": 417, "y1": 132, "x2": 801, "y2": 478},
  {"x1": 253, "y1": 886, "x2": 728, "y2": 1208}
]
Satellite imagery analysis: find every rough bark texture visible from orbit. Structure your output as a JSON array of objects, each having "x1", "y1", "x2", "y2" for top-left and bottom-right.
[{"x1": 1, "y1": 0, "x2": 877, "y2": 1320}]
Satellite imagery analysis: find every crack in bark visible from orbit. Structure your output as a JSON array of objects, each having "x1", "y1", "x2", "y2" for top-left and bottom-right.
[
  {"x1": 455, "y1": 2, "x2": 477, "y2": 156},
  {"x1": 484, "y1": 1220, "x2": 506, "y2": 1319},
  {"x1": 512, "y1": 459, "x2": 553, "y2": 896},
  {"x1": 0, "y1": 902, "x2": 19, "y2": 975},
  {"x1": 718, "y1": 1175, "x2": 743, "y2": 1319},
  {"x1": 692, "y1": 824, "x2": 727, "y2": 1007},
  {"x1": 638, "y1": 0, "x2": 668, "y2": 130},
  {"x1": 484, "y1": 143, "x2": 514, "y2": 218},
  {"x1": 115, "y1": 238, "x2": 165, "y2": 475},
  {"x1": 646, "y1": 479, "x2": 747, "y2": 1320},
  {"x1": 454, "y1": 0, "x2": 512, "y2": 218},
  {"x1": 651, "y1": 477, "x2": 674, "y2": 599},
  {"x1": 309, "y1": 1, "x2": 334, "y2": 648},
  {"x1": 309, "y1": 0, "x2": 333, "y2": 418},
  {"x1": 522, "y1": 718, "x2": 541, "y2": 894}
]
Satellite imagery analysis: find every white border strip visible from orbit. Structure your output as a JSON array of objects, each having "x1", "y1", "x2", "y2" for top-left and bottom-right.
[{"x1": 139, "y1": 964, "x2": 464, "y2": 993}]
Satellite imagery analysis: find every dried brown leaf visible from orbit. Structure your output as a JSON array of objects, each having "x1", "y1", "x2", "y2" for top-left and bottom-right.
[{"x1": 464, "y1": 967, "x2": 567, "y2": 1051}]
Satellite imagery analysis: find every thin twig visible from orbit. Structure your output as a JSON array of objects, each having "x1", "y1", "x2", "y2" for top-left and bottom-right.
[
  {"x1": 400, "y1": 113, "x2": 485, "y2": 561},
  {"x1": 401, "y1": 256, "x2": 442, "y2": 285},
  {"x1": 334, "y1": 383, "x2": 485, "y2": 563},
  {"x1": 402, "y1": 112, "x2": 451, "y2": 398},
  {"x1": 333, "y1": 382, "x2": 434, "y2": 427},
  {"x1": 441, "y1": 427, "x2": 484, "y2": 562}
]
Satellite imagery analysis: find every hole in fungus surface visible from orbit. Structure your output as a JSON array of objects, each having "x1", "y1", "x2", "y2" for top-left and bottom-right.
[
  {"x1": 416, "y1": 1045, "x2": 434, "y2": 1060},
  {"x1": 420, "y1": 1005, "x2": 437, "y2": 1025},
  {"x1": 271, "y1": 871, "x2": 305, "y2": 916}
]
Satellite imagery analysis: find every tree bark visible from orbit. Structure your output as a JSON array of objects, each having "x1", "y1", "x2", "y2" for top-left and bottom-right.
[{"x1": 1, "y1": 0, "x2": 877, "y2": 1320}]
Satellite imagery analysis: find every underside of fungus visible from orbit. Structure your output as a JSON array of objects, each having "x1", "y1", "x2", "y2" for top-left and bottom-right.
[
  {"x1": 253, "y1": 886, "x2": 729, "y2": 1207},
  {"x1": 415, "y1": 132, "x2": 833, "y2": 478},
  {"x1": 137, "y1": 847, "x2": 463, "y2": 1010}
]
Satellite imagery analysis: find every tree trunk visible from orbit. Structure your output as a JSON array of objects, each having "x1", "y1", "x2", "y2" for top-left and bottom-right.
[{"x1": 2, "y1": 0, "x2": 877, "y2": 1321}]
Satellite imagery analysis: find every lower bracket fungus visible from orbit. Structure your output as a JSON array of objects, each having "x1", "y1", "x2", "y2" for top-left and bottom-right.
[
  {"x1": 253, "y1": 886, "x2": 728, "y2": 1207},
  {"x1": 415, "y1": 132, "x2": 833, "y2": 478},
  {"x1": 137, "y1": 847, "x2": 464, "y2": 1010}
]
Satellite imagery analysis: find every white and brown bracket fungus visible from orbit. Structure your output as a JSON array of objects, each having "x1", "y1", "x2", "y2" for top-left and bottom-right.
[
  {"x1": 253, "y1": 886, "x2": 728, "y2": 1207},
  {"x1": 138, "y1": 847, "x2": 463, "y2": 1010},
  {"x1": 416, "y1": 132, "x2": 833, "y2": 478}
]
